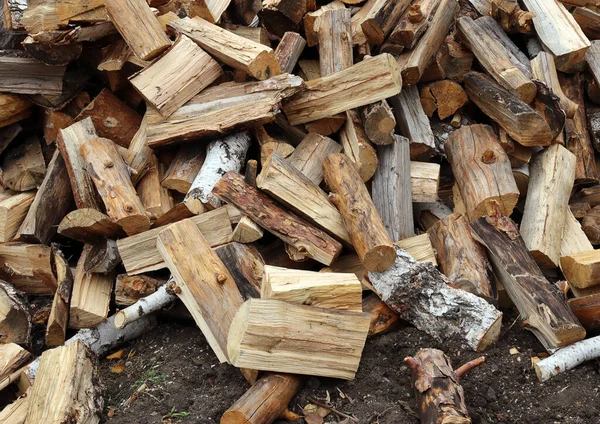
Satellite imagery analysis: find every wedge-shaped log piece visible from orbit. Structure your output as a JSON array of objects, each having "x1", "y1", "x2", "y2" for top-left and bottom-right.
[
  {"x1": 80, "y1": 137, "x2": 150, "y2": 235},
  {"x1": 261, "y1": 265, "x2": 362, "y2": 311},
  {"x1": 84, "y1": 239, "x2": 120, "y2": 274},
  {"x1": 105, "y1": 0, "x2": 171, "y2": 60},
  {"x1": 157, "y1": 219, "x2": 244, "y2": 363},
  {"x1": 323, "y1": 153, "x2": 396, "y2": 271},
  {"x1": 227, "y1": 298, "x2": 370, "y2": 380},
  {"x1": 186, "y1": 0, "x2": 232, "y2": 23},
  {"x1": 339, "y1": 110, "x2": 379, "y2": 181},
  {"x1": 561, "y1": 250, "x2": 600, "y2": 289},
  {"x1": 531, "y1": 52, "x2": 577, "y2": 119},
  {"x1": 258, "y1": 0, "x2": 307, "y2": 38},
  {"x1": 213, "y1": 172, "x2": 342, "y2": 266},
  {"x1": 521, "y1": 145, "x2": 576, "y2": 269},
  {"x1": 2, "y1": 136, "x2": 45, "y2": 192},
  {"x1": 410, "y1": 161, "x2": 439, "y2": 203},
  {"x1": 24, "y1": 341, "x2": 101, "y2": 424},
  {"x1": 275, "y1": 32, "x2": 306, "y2": 74},
  {"x1": 20, "y1": 0, "x2": 104, "y2": 32},
  {"x1": 445, "y1": 124, "x2": 519, "y2": 221},
  {"x1": 0, "y1": 281, "x2": 31, "y2": 344},
  {"x1": 145, "y1": 74, "x2": 303, "y2": 148},
  {"x1": 117, "y1": 207, "x2": 232, "y2": 275},
  {"x1": 45, "y1": 248, "x2": 73, "y2": 347},
  {"x1": 58, "y1": 209, "x2": 125, "y2": 243},
  {"x1": 368, "y1": 245, "x2": 502, "y2": 351},
  {"x1": 523, "y1": 0, "x2": 590, "y2": 72},
  {"x1": 136, "y1": 155, "x2": 173, "y2": 220},
  {"x1": 214, "y1": 242, "x2": 264, "y2": 300},
  {"x1": 283, "y1": 53, "x2": 403, "y2": 125},
  {"x1": 471, "y1": 211, "x2": 586, "y2": 350},
  {"x1": 0, "y1": 243, "x2": 57, "y2": 295},
  {"x1": 232, "y1": 216, "x2": 264, "y2": 244},
  {"x1": 359, "y1": 0, "x2": 411, "y2": 45},
  {"x1": 0, "y1": 391, "x2": 29, "y2": 423},
  {"x1": 458, "y1": 16, "x2": 536, "y2": 103},
  {"x1": 561, "y1": 209, "x2": 593, "y2": 260},
  {"x1": 169, "y1": 16, "x2": 280, "y2": 80},
  {"x1": 0, "y1": 94, "x2": 31, "y2": 129},
  {"x1": 161, "y1": 144, "x2": 205, "y2": 194},
  {"x1": 389, "y1": 0, "x2": 441, "y2": 49},
  {"x1": 130, "y1": 35, "x2": 223, "y2": 117},
  {"x1": 0, "y1": 190, "x2": 35, "y2": 243},
  {"x1": 0, "y1": 55, "x2": 65, "y2": 95},
  {"x1": 287, "y1": 133, "x2": 342, "y2": 185},
  {"x1": 0, "y1": 343, "x2": 31, "y2": 381},
  {"x1": 97, "y1": 39, "x2": 129, "y2": 72}
]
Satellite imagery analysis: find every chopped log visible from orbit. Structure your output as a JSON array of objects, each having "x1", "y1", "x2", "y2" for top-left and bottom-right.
[
  {"x1": 169, "y1": 16, "x2": 280, "y2": 80},
  {"x1": 360, "y1": 100, "x2": 396, "y2": 145},
  {"x1": 588, "y1": 104, "x2": 600, "y2": 152},
  {"x1": 0, "y1": 281, "x2": 31, "y2": 344},
  {"x1": 214, "y1": 242, "x2": 264, "y2": 300},
  {"x1": 464, "y1": 72, "x2": 554, "y2": 147},
  {"x1": 125, "y1": 113, "x2": 152, "y2": 186},
  {"x1": 231, "y1": 0, "x2": 262, "y2": 25},
  {"x1": 410, "y1": 161, "x2": 440, "y2": 203},
  {"x1": 145, "y1": 74, "x2": 303, "y2": 148},
  {"x1": 161, "y1": 144, "x2": 205, "y2": 194},
  {"x1": 396, "y1": 233, "x2": 437, "y2": 266},
  {"x1": 157, "y1": 219, "x2": 244, "y2": 363},
  {"x1": 80, "y1": 137, "x2": 150, "y2": 235},
  {"x1": 304, "y1": 1, "x2": 345, "y2": 47},
  {"x1": 184, "y1": 0, "x2": 231, "y2": 23},
  {"x1": 261, "y1": 265, "x2": 362, "y2": 311},
  {"x1": 339, "y1": 109, "x2": 379, "y2": 181},
  {"x1": 404, "y1": 348, "x2": 471, "y2": 424},
  {"x1": 419, "y1": 80, "x2": 468, "y2": 120},
  {"x1": 534, "y1": 334, "x2": 600, "y2": 382},
  {"x1": 287, "y1": 133, "x2": 342, "y2": 185},
  {"x1": 318, "y1": 8, "x2": 352, "y2": 76},
  {"x1": 258, "y1": 0, "x2": 307, "y2": 38},
  {"x1": 0, "y1": 94, "x2": 32, "y2": 129},
  {"x1": 428, "y1": 212, "x2": 496, "y2": 302},
  {"x1": 257, "y1": 152, "x2": 350, "y2": 243},
  {"x1": 359, "y1": 0, "x2": 411, "y2": 45},
  {"x1": 389, "y1": 85, "x2": 436, "y2": 161},
  {"x1": 490, "y1": 0, "x2": 534, "y2": 33},
  {"x1": 115, "y1": 274, "x2": 163, "y2": 306},
  {"x1": 57, "y1": 208, "x2": 125, "y2": 243},
  {"x1": 221, "y1": 373, "x2": 304, "y2": 424},
  {"x1": 372, "y1": 135, "x2": 414, "y2": 241},
  {"x1": 97, "y1": 39, "x2": 130, "y2": 72},
  {"x1": 114, "y1": 284, "x2": 177, "y2": 329},
  {"x1": 232, "y1": 216, "x2": 264, "y2": 243},
  {"x1": 57, "y1": 118, "x2": 103, "y2": 211},
  {"x1": 414, "y1": 201, "x2": 452, "y2": 231},
  {"x1": 69, "y1": 245, "x2": 114, "y2": 329},
  {"x1": 117, "y1": 207, "x2": 233, "y2": 274},
  {"x1": 283, "y1": 53, "x2": 403, "y2": 125},
  {"x1": 0, "y1": 390, "x2": 29, "y2": 423},
  {"x1": 471, "y1": 210, "x2": 586, "y2": 350},
  {"x1": 497, "y1": 128, "x2": 533, "y2": 167},
  {"x1": 0, "y1": 242, "x2": 57, "y2": 295},
  {"x1": 21, "y1": 35, "x2": 82, "y2": 67},
  {"x1": 0, "y1": 343, "x2": 31, "y2": 382},
  {"x1": 561, "y1": 250, "x2": 600, "y2": 289},
  {"x1": 0, "y1": 54, "x2": 65, "y2": 95},
  {"x1": 458, "y1": 16, "x2": 535, "y2": 103},
  {"x1": 84, "y1": 239, "x2": 120, "y2": 273},
  {"x1": 561, "y1": 209, "x2": 593, "y2": 259},
  {"x1": 523, "y1": 0, "x2": 590, "y2": 72},
  {"x1": 2, "y1": 136, "x2": 46, "y2": 192},
  {"x1": 130, "y1": 35, "x2": 222, "y2": 117},
  {"x1": 105, "y1": 0, "x2": 171, "y2": 60},
  {"x1": 396, "y1": 0, "x2": 458, "y2": 85},
  {"x1": 362, "y1": 293, "x2": 400, "y2": 336},
  {"x1": 75, "y1": 88, "x2": 142, "y2": 148},
  {"x1": 583, "y1": 205, "x2": 600, "y2": 244},
  {"x1": 221, "y1": 24, "x2": 270, "y2": 46},
  {"x1": 20, "y1": 0, "x2": 103, "y2": 31},
  {"x1": 388, "y1": 0, "x2": 441, "y2": 50},
  {"x1": 0, "y1": 190, "x2": 35, "y2": 242},
  {"x1": 521, "y1": 144, "x2": 576, "y2": 268},
  {"x1": 445, "y1": 124, "x2": 519, "y2": 220},
  {"x1": 573, "y1": 7, "x2": 600, "y2": 40},
  {"x1": 275, "y1": 32, "x2": 306, "y2": 74},
  {"x1": 45, "y1": 248, "x2": 73, "y2": 347},
  {"x1": 227, "y1": 298, "x2": 370, "y2": 379},
  {"x1": 323, "y1": 153, "x2": 396, "y2": 271},
  {"x1": 530, "y1": 52, "x2": 577, "y2": 119},
  {"x1": 368, "y1": 245, "x2": 502, "y2": 351},
  {"x1": 137, "y1": 155, "x2": 173, "y2": 220}
]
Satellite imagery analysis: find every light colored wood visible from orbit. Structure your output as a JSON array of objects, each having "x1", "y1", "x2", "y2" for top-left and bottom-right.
[
  {"x1": 397, "y1": 233, "x2": 437, "y2": 266},
  {"x1": 20, "y1": 0, "x2": 103, "y2": 31},
  {"x1": 69, "y1": 245, "x2": 114, "y2": 329},
  {"x1": 98, "y1": 39, "x2": 130, "y2": 72},
  {"x1": 410, "y1": 161, "x2": 439, "y2": 203},
  {"x1": 521, "y1": 144, "x2": 576, "y2": 268},
  {"x1": 0, "y1": 343, "x2": 30, "y2": 382},
  {"x1": 287, "y1": 133, "x2": 342, "y2": 185},
  {"x1": 57, "y1": 208, "x2": 125, "y2": 243},
  {"x1": 213, "y1": 172, "x2": 342, "y2": 266},
  {"x1": 80, "y1": 137, "x2": 150, "y2": 236},
  {"x1": 0, "y1": 281, "x2": 30, "y2": 344},
  {"x1": 24, "y1": 341, "x2": 100, "y2": 424},
  {"x1": 360, "y1": 100, "x2": 396, "y2": 145},
  {"x1": 0, "y1": 55, "x2": 65, "y2": 95},
  {"x1": 339, "y1": 109, "x2": 379, "y2": 182},
  {"x1": 105, "y1": 0, "x2": 171, "y2": 60},
  {"x1": 136, "y1": 155, "x2": 173, "y2": 220},
  {"x1": 283, "y1": 53, "x2": 403, "y2": 125},
  {"x1": 323, "y1": 153, "x2": 396, "y2": 272},
  {"x1": 117, "y1": 207, "x2": 233, "y2": 275},
  {"x1": 360, "y1": 0, "x2": 411, "y2": 45},
  {"x1": 169, "y1": 16, "x2": 280, "y2": 80},
  {"x1": 45, "y1": 249, "x2": 73, "y2": 347},
  {"x1": 0, "y1": 243, "x2": 57, "y2": 295},
  {"x1": 227, "y1": 298, "x2": 370, "y2": 380},
  {"x1": 303, "y1": 0, "x2": 345, "y2": 47},
  {"x1": 145, "y1": 74, "x2": 303, "y2": 148},
  {"x1": 531, "y1": 51, "x2": 577, "y2": 119},
  {"x1": 561, "y1": 250, "x2": 600, "y2": 288},
  {"x1": 261, "y1": 265, "x2": 362, "y2": 311},
  {"x1": 125, "y1": 113, "x2": 152, "y2": 186},
  {"x1": 157, "y1": 219, "x2": 245, "y2": 363},
  {"x1": 561, "y1": 209, "x2": 593, "y2": 259},
  {"x1": 275, "y1": 32, "x2": 306, "y2": 74},
  {"x1": 586, "y1": 41, "x2": 600, "y2": 107},
  {"x1": 221, "y1": 24, "x2": 270, "y2": 46},
  {"x1": 232, "y1": 216, "x2": 263, "y2": 243},
  {"x1": 161, "y1": 143, "x2": 205, "y2": 194},
  {"x1": 0, "y1": 94, "x2": 32, "y2": 129},
  {"x1": 257, "y1": 152, "x2": 350, "y2": 243},
  {"x1": 2, "y1": 136, "x2": 46, "y2": 191},
  {"x1": 389, "y1": 0, "x2": 441, "y2": 49},
  {"x1": 0, "y1": 190, "x2": 35, "y2": 242},
  {"x1": 490, "y1": 0, "x2": 534, "y2": 34},
  {"x1": 115, "y1": 274, "x2": 163, "y2": 306},
  {"x1": 523, "y1": 0, "x2": 590, "y2": 72},
  {"x1": 185, "y1": 0, "x2": 232, "y2": 23},
  {"x1": 363, "y1": 293, "x2": 400, "y2": 336},
  {"x1": 318, "y1": 8, "x2": 353, "y2": 76},
  {"x1": 0, "y1": 391, "x2": 29, "y2": 424},
  {"x1": 130, "y1": 35, "x2": 222, "y2": 117}
]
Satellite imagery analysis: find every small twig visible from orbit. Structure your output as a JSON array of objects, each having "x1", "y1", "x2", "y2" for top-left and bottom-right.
[
  {"x1": 307, "y1": 398, "x2": 359, "y2": 423},
  {"x1": 455, "y1": 356, "x2": 486, "y2": 379},
  {"x1": 122, "y1": 382, "x2": 147, "y2": 408},
  {"x1": 499, "y1": 313, "x2": 521, "y2": 340}
]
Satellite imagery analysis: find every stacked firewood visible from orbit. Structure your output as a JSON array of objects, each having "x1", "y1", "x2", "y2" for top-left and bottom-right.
[{"x1": 2, "y1": 0, "x2": 600, "y2": 422}]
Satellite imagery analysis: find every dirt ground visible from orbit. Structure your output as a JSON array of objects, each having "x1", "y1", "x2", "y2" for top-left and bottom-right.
[{"x1": 99, "y1": 311, "x2": 600, "y2": 424}]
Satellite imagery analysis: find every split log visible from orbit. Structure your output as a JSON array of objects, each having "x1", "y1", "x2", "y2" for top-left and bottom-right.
[
  {"x1": 183, "y1": 0, "x2": 231, "y2": 23},
  {"x1": 414, "y1": 202, "x2": 452, "y2": 231},
  {"x1": 561, "y1": 250, "x2": 600, "y2": 289},
  {"x1": 573, "y1": 7, "x2": 600, "y2": 40},
  {"x1": 470, "y1": 210, "x2": 586, "y2": 350},
  {"x1": 339, "y1": 109, "x2": 379, "y2": 181},
  {"x1": 419, "y1": 80, "x2": 468, "y2": 120},
  {"x1": 125, "y1": 113, "x2": 152, "y2": 185},
  {"x1": 274, "y1": 32, "x2": 306, "y2": 74},
  {"x1": 221, "y1": 373, "x2": 304, "y2": 424},
  {"x1": 231, "y1": 0, "x2": 262, "y2": 25},
  {"x1": 521, "y1": 144, "x2": 576, "y2": 268},
  {"x1": 323, "y1": 153, "x2": 396, "y2": 271},
  {"x1": 136, "y1": 155, "x2": 173, "y2": 220},
  {"x1": 497, "y1": 128, "x2": 533, "y2": 167},
  {"x1": 213, "y1": 172, "x2": 342, "y2": 266},
  {"x1": 2, "y1": 136, "x2": 46, "y2": 192},
  {"x1": 303, "y1": 1, "x2": 345, "y2": 47},
  {"x1": 464, "y1": 72, "x2": 554, "y2": 147},
  {"x1": 258, "y1": 0, "x2": 307, "y2": 37},
  {"x1": 130, "y1": 35, "x2": 222, "y2": 117},
  {"x1": 535, "y1": 335, "x2": 600, "y2": 382},
  {"x1": 0, "y1": 54, "x2": 65, "y2": 95},
  {"x1": 410, "y1": 161, "x2": 440, "y2": 203},
  {"x1": 318, "y1": 8, "x2": 352, "y2": 76},
  {"x1": 283, "y1": 53, "x2": 403, "y2": 125},
  {"x1": 97, "y1": 39, "x2": 130, "y2": 72},
  {"x1": 118, "y1": 206, "x2": 233, "y2": 275},
  {"x1": 490, "y1": 0, "x2": 534, "y2": 34},
  {"x1": 84, "y1": 239, "x2": 120, "y2": 273},
  {"x1": 368, "y1": 245, "x2": 502, "y2": 351},
  {"x1": 214, "y1": 242, "x2": 264, "y2": 300},
  {"x1": 161, "y1": 144, "x2": 205, "y2": 194},
  {"x1": 372, "y1": 135, "x2": 414, "y2": 241},
  {"x1": 57, "y1": 209, "x2": 125, "y2": 243},
  {"x1": 80, "y1": 137, "x2": 150, "y2": 235},
  {"x1": 0, "y1": 343, "x2": 31, "y2": 381},
  {"x1": 227, "y1": 298, "x2": 370, "y2": 380},
  {"x1": 0, "y1": 94, "x2": 32, "y2": 128},
  {"x1": 523, "y1": 0, "x2": 590, "y2": 72},
  {"x1": 358, "y1": 0, "x2": 411, "y2": 45},
  {"x1": 0, "y1": 281, "x2": 31, "y2": 344},
  {"x1": 115, "y1": 274, "x2": 163, "y2": 306},
  {"x1": 0, "y1": 243, "x2": 57, "y2": 295},
  {"x1": 257, "y1": 152, "x2": 350, "y2": 243},
  {"x1": 561, "y1": 209, "x2": 593, "y2": 259},
  {"x1": 0, "y1": 123, "x2": 22, "y2": 154},
  {"x1": 588, "y1": 105, "x2": 600, "y2": 152},
  {"x1": 445, "y1": 124, "x2": 519, "y2": 220},
  {"x1": 360, "y1": 101, "x2": 396, "y2": 145},
  {"x1": 157, "y1": 219, "x2": 245, "y2": 363},
  {"x1": 457, "y1": 16, "x2": 536, "y2": 103},
  {"x1": 232, "y1": 216, "x2": 264, "y2": 243},
  {"x1": 114, "y1": 284, "x2": 177, "y2": 329},
  {"x1": 105, "y1": 0, "x2": 171, "y2": 60},
  {"x1": 16, "y1": 150, "x2": 74, "y2": 245},
  {"x1": 261, "y1": 265, "x2": 362, "y2": 311},
  {"x1": 0, "y1": 190, "x2": 35, "y2": 242},
  {"x1": 145, "y1": 74, "x2": 303, "y2": 148},
  {"x1": 363, "y1": 293, "x2": 401, "y2": 336},
  {"x1": 45, "y1": 248, "x2": 73, "y2": 347},
  {"x1": 389, "y1": 85, "x2": 436, "y2": 160},
  {"x1": 388, "y1": 0, "x2": 441, "y2": 50},
  {"x1": 220, "y1": 24, "x2": 270, "y2": 46},
  {"x1": 530, "y1": 52, "x2": 577, "y2": 119},
  {"x1": 185, "y1": 132, "x2": 251, "y2": 209},
  {"x1": 169, "y1": 16, "x2": 280, "y2": 80},
  {"x1": 0, "y1": 391, "x2": 29, "y2": 423},
  {"x1": 20, "y1": 0, "x2": 103, "y2": 31}
]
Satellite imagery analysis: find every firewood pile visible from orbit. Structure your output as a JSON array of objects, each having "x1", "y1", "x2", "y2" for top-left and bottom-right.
[{"x1": 2, "y1": 0, "x2": 600, "y2": 422}]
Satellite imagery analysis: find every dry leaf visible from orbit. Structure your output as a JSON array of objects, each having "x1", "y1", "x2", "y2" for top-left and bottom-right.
[
  {"x1": 111, "y1": 364, "x2": 126, "y2": 373},
  {"x1": 107, "y1": 349, "x2": 125, "y2": 360},
  {"x1": 305, "y1": 412, "x2": 324, "y2": 424}
]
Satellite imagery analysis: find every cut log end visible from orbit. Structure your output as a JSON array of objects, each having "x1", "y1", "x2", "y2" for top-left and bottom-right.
[{"x1": 363, "y1": 245, "x2": 397, "y2": 272}]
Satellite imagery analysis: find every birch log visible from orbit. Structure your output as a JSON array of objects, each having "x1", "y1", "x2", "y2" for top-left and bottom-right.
[
  {"x1": 535, "y1": 335, "x2": 600, "y2": 382},
  {"x1": 114, "y1": 283, "x2": 176, "y2": 329}
]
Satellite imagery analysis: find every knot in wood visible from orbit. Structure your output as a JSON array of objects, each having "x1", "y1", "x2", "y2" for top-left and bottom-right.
[
  {"x1": 103, "y1": 160, "x2": 114, "y2": 168},
  {"x1": 481, "y1": 150, "x2": 496, "y2": 164},
  {"x1": 216, "y1": 273, "x2": 227, "y2": 284},
  {"x1": 125, "y1": 204, "x2": 134, "y2": 212},
  {"x1": 408, "y1": 4, "x2": 424, "y2": 23}
]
